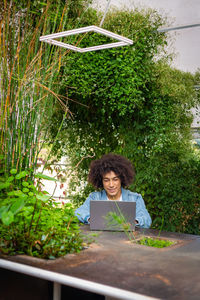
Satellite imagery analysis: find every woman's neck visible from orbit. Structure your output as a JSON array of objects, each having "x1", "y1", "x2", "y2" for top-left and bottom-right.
[{"x1": 107, "y1": 192, "x2": 122, "y2": 201}]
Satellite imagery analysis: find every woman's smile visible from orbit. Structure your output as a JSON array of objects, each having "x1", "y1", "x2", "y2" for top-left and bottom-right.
[{"x1": 102, "y1": 171, "x2": 122, "y2": 200}]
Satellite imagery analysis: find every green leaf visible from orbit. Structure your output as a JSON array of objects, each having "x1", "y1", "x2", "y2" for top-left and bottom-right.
[
  {"x1": 20, "y1": 193, "x2": 28, "y2": 200},
  {"x1": 13, "y1": 190, "x2": 23, "y2": 196},
  {"x1": 7, "y1": 191, "x2": 15, "y2": 196},
  {"x1": 21, "y1": 206, "x2": 34, "y2": 215},
  {"x1": 10, "y1": 198, "x2": 25, "y2": 214},
  {"x1": 10, "y1": 169, "x2": 17, "y2": 175},
  {"x1": 1, "y1": 211, "x2": 14, "y2": 226},
  {"x1": 7, "y1": 190, "x2": 28, "y2": 200},
  {"x1": 28, "y1": 184, "x2": 36, "y2": 191},
  {"x1": 7, "y1": 176, "x2": 15, "y2": 182},
  {"x1": 0, "y1": 182, "x2": 10, "y2": 190},
  {"x1": 15, "y1": 171, "x2": 28, "y2": 179},
  {"x1": 0, "y1": 206, "x2": 9, "y2": 218},
  {"x1": 35, "y1": 173, "x2": 57, "y2": 181},
  {"x1": 36, "y1": 193, "x2": 51, "y2": 202}
]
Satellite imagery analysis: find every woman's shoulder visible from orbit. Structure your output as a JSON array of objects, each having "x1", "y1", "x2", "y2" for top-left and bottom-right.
[
  {"x1": 123, "y1": 188, "x2": 142, "y2": 200},
  {"x1": 88, "y1": 190, "x2": 105, "y2": 200}
]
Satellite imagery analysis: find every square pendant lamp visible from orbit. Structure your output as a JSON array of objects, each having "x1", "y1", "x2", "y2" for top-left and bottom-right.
[{"x1": 39, "y1": 25, "x2": 133, "y2": 52}]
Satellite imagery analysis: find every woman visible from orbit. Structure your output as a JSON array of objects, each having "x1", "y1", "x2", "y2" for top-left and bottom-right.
[{"x1": 75, "y1": 153, "x2": 151, "y2": 228}]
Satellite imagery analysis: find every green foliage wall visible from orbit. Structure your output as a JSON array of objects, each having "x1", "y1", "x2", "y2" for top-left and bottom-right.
[{"x1": 50, "y1": 8, "x2": 200, "y2": 234}]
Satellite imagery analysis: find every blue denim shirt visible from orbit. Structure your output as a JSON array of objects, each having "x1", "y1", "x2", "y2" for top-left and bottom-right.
[{"x1": 75, "y1": 187, "x2": 152, "y2": 228}]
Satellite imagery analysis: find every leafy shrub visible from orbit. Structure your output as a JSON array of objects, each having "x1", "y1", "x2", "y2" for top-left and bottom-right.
[
  {"x1": 0, "y1": 170, "x2": 84, "y2": 259},
  {"x1": 137, "y1": 237, "x2": 175, "y2": 248},
  {"x1": 0, "y1": 0, "x2": 99, "y2": 259}
]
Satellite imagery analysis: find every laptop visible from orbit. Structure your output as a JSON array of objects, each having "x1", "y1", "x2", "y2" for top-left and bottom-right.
[{"x1": 90, "y1": 200, "x2": 136, "y2": 231}]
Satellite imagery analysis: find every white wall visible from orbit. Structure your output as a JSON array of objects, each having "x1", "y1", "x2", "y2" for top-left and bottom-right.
[{"x1": 92, "y1": 0, "x2": 200, "y2": 74}]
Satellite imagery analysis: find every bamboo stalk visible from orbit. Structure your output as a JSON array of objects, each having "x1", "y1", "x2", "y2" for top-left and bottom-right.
[{"x1": 1, "y1": 1, "x2": 90, "y2": 177}]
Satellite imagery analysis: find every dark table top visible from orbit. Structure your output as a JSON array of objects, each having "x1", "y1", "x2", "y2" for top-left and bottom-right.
[{"x1": 3, "y1": 226, "x2": 200, "y2": 300}]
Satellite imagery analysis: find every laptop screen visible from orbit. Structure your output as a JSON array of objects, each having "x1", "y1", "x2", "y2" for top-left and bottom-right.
[{"x1": 90, "y1": 200, "x2": 136, "y2": 231}]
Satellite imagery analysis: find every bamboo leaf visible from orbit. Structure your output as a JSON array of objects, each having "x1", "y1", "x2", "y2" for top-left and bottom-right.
[{"x1": 35, "y1": 173, "x2": 57, "y2": 181}]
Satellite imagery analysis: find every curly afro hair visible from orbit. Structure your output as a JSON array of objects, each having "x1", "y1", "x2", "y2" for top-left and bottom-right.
[{"x1": 88, "y1": 153, "x2": 135, "y2": 189}]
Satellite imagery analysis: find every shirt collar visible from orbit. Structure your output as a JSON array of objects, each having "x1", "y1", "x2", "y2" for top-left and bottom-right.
[{"x1": 102, "y1": 187, "x2": 126, "y2": 201}]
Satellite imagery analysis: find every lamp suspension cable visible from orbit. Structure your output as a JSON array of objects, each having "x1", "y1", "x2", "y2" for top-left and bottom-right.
[{"x1": 99, "y1": 0, "x2": 112, "y2": 27}]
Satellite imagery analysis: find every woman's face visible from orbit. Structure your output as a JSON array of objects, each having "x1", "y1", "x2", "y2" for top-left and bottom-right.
[{"x1": 102, "y1": 171, "x2": 122, "y2": 200}]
